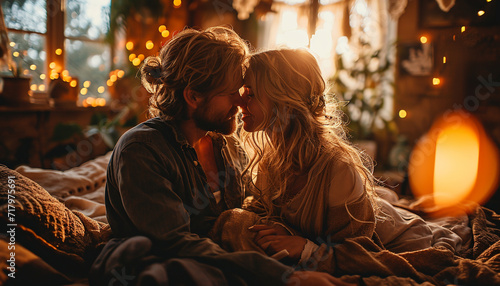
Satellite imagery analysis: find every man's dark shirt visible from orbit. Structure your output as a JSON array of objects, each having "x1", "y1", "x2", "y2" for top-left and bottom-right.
[{"x1": 105, "y1": 117, "x2": 292, "y2": 285}]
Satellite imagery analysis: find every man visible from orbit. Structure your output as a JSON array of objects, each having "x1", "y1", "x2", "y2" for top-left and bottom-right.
[{"x1": 91, "y1": 27, "x2": 346, "y2": 286}]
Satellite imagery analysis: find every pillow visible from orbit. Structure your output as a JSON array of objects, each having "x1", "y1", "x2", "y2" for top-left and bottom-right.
[
  {"x1": 0, "y1": 165, "x2": 112, "y2": 278},
  {"x1": 15, "y1": 151, "x2": 112, "y2": 199}
]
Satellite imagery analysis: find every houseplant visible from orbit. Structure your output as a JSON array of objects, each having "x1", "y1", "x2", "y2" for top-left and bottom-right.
[
  {"x1": 0, "y1": 5, "x2": 31, "y2": 106},
  {"x1": 328, "y1": 36, "x2": 397, "y2": 161}
]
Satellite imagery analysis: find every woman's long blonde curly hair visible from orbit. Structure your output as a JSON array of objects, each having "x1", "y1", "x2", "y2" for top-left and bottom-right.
[{"x1": 243, "y1": 48, "x2": 379, "y2": 236}]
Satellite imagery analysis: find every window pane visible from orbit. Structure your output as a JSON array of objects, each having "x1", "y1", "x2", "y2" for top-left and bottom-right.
[
  {"x1": 5, "y1": 32, "x2": 46, "y2": 87},
  {"x1": 65, "y1": 0, "x2": 110, "y2": 40},
  {"x1": 65, "y1": 39, "x2": 110, "y2": 99},
  {"x1": 1, "y1": 0, "x2": 47, "y2": 34}
]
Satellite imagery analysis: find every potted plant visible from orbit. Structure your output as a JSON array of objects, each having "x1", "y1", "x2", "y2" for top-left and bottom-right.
[
  {"x1": 0, "y1": 5, "x2": 31, "y2": 106},
  {"x1": 328, "y1": 36, "x2": 397, "y2": 162}
]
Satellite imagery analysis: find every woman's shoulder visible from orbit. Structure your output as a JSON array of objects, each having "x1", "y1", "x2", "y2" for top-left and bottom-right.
[{"x1": 325, "y1": 159, "x2": 366, "y2": 207}]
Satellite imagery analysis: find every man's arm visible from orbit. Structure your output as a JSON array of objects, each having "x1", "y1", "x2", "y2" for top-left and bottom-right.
[{"x1": 110, "y1": 142, "x2": 294, "y2": 285}]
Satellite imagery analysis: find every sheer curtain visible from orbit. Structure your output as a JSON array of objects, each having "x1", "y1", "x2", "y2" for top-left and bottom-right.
[
  {"x1": 257, "y1": 0, "x2": 403, "y2": 77},
  {"x1": 256, "y1": 0, "x2": 405, "y2": 123}
]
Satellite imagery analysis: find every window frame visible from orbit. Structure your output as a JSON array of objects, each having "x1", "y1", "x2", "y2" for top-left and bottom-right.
[{"x1": 3, "y1": 0, "x2": 112, "y2": 98}]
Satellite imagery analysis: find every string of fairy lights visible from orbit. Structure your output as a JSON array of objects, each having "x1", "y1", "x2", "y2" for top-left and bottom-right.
[
  {"x1": 6, "y1": 0, "x2": 181, "y2": 108},
  {"x1": 397, "y1": 0, "x2": 495, "y2": 120}
]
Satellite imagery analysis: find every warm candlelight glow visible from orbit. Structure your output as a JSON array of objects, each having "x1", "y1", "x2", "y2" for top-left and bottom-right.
[
  {"x1": 477, "y1": 10, "x2": 485, "y2": 16},
  {"x1": 158, "y1": 25, "x2": 166, "y2": 33},
  {"x1": 30, "y1": 64, "x2": 36, "y2": 70},
  {"x1": 408, "y1": 111, "x2": 500, "y2": 216},
  {"x1": 461, "y1": 26, "x2": 466, "y2": 33},
  {"x1": 420, "y1": 36, "x2": 428, "y2": 44},
  {"x1": 129, "y1": 54, "x2": 136, "y2": 61},
  {"x1": 162, "y1": 30, "x2": 170, "y2": 38},
  {"x1": 432, "y1": 77, "x2": 441, "y2": 86},
  {"x1": 173, "y1": 0, "x2": 181, "y2": 7},
  {"x1": 61, "y1": 70, "x2": 69, "y2": 77},
  {"x1": 55, "y1": 48, "x2": 62, "y2": 55},
  {"x1": 132, "y1": 58, "x2": 141, "y2": 66},
  {"x1": 49, "y1": 62, "x2": 56, "y2": 69},
  {"x1": 146, "y1": 40, "x2": 154, "y2": 50},
  {"x1": 443, "y1": 56, "x2": 446, "y2": 64},
  {"x1": 70, "y1": 80, "x2": 77, "y2": 87},
  {"x1": 399, "y1": 109, "x2": 407, "y2": 119}
]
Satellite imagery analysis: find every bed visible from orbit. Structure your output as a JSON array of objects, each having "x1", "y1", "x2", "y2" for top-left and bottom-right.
[{"x1": 1, "y1": 152, "x2": 500, "y2": 285}]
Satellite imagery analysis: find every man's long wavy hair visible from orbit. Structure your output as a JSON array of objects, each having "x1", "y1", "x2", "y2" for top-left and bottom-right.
[
  {"x1": 140, "y1": 26, "x2": 249, "y2": 120},
  {"x1": 243, "y1": 49, "x2": 379, "y2": 236}
]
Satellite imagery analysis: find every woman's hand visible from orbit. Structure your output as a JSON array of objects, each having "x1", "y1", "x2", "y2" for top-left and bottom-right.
[{"x1": 249, "y1": 224, "x2": 306, "y2": 261}]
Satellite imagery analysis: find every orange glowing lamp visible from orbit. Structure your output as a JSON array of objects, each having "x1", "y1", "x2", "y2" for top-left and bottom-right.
[{"x1": 408, "y1": 110, "x2": 499, "y2": 214}]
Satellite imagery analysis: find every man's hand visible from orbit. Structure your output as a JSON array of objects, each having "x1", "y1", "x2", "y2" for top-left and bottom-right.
[
  {"x1": 249, "y1": 224, "x2": 306, "y2": 261},
  {"x1": 287, "y1": 271, "x2": 355, "y2": 286}
]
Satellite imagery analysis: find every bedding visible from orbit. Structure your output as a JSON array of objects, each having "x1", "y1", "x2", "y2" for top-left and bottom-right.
[{"x1": 0, "y1": 152, "x2": 499, "y2": 285}]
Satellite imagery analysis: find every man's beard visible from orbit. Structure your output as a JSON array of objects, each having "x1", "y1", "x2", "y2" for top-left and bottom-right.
[{"x1": 193, "y1": 104, "x2": 239, "y2": 135}]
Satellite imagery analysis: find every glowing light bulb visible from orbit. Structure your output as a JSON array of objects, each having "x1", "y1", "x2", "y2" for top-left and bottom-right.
[
  {"x1": 9, "y1": 42, "x2": 15, "y2": 47},
  {"x1": 40, "y1": 74, "x2": 46, "y2": 80},
  {"x1": 132, "y1": 58, "x2": 141, "y2": 66},
  {"x1": 129, "y1": 54, "x2": 136, "y2": 61},
  {"x1": 173, "y1": 0, "x2": 181, "y2": 7},
  {"x1": 30, "y1": 64, "x2": 36, "y2": 70},
  {"x1": 70, "y1": 80, "x2": 77, "y2": 87},
  {"x1": 80, "y1": 88, "x2": 88, "y2": 95},
  {"x1": 117, "y1": 70, "x2": 125, "y2": 78},
  {"x1": 443, "y1": 56, "x2": 447, "y2": 64},
  {"x1": 162, "y1": 30, "x2": 170, "y2": 38},
  {"x1": 433, "y1": 77, "x2": 441, "y2": 86},
  {"x1": 461, "y1": 26, "x2": 466, "y2": 33},
  {"x1": 159, "y1": 25, "x2": 166, "y2": 33},
  {"x1": 49, "y1": 62, "x2": 56, "y2": 69},
  {"x1": 83, "y1": 80, "x2": 91, "y2": 88},
  {"x1": 478, "y1": 10, "x2": 485, "y2": 16},
  {"x1": 98, "y1": 86, "x2": 105, "y2": 93},
  {"x1": 399, "y1": 110, "x2": 407, "y2": 119},
  {"x1": 126, "y1": 41, "x2": 134, "y2": 51},
  {"x1": 55, "y1": 48, "x2": 62, "y2": 55},
  {"x1": 13, "y1": 52, "x2": 19, "y2": 57},
  {"x1": 146, "y1": 40, "x2": 154, "y2": 50},
  {"x1": 420, "y1": 36, "x2": 428, "y2": 44}
]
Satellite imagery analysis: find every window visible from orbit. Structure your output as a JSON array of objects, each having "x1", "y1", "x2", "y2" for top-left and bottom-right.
[{"x1": 1, "y1": 0, "x2": 111, "y2": 103}]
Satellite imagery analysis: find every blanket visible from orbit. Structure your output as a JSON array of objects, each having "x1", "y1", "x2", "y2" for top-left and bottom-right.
[
  {"x1": 90, "y1": 205, "x2": 500, "y2": 285},
  {"x1": 210, "y1": 206, "x2": 500, "y2": 286}
]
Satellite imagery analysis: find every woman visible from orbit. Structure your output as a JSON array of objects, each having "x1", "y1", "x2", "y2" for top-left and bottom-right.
[
  {"x1": 222, "y1": 48, "x2": 438, "y2": 267},
  {"x1": 236, "y1": 48, "x2": 380, "y2": 263}
]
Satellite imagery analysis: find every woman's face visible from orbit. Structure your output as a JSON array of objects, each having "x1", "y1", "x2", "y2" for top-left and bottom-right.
[{"x1": 241, "y1": 68, "x2": 272, "y2": 132}]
